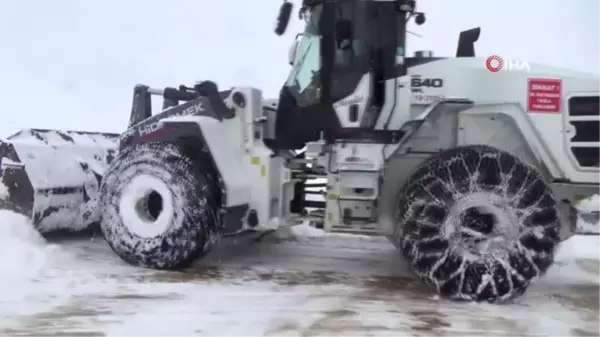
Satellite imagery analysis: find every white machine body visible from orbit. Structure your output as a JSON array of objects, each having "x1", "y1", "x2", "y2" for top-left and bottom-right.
[{"x1": 159, "y1": 56, "x2": 598, "y2": 237}]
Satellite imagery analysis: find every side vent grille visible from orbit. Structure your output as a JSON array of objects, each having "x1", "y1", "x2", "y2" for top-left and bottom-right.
[{"x1": 567, "y1": 96, "x2": 599, "y2": 168}]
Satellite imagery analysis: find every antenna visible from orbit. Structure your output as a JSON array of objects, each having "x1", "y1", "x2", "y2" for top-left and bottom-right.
[{"x1": 408, "y1": 30, "x2": 422, "y2": 38}]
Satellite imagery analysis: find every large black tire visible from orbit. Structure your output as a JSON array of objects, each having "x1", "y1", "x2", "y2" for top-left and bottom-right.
[
  {"x1": 98, "y1": 141, "x2": 223, "y2": 270},
  {"x1": 392, "y1": 145, "x2": 561, "y2": 302}
]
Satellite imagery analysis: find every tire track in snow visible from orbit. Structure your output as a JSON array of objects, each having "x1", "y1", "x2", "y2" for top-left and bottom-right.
[{"x1": 0, "y1": 220, "x2": 597, "y2": 336}]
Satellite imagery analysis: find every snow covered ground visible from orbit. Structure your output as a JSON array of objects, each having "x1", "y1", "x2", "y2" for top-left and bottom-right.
[{"x1": 0, "y1": 210, "x2": 598, "y2": 336}]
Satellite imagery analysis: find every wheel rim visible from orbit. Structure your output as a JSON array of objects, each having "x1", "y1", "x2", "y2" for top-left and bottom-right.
[
  {"x1": 135, "y1": 190, "x2": 163, "y2": 222},
  {"x1": 444, "y1": 192, "x2": 521, "y2": 259},
  {"x1": 119, "y1": 174, "x2": 174, "y2": 238}
]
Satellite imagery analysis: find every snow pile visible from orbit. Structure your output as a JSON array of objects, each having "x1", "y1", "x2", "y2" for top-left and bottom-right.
[
  {"x1": 0, "y1": 210, "x2": 59, "y2": 281},
  {"x1": 288, "y1": 221, "x2": 326, "y2": 238},
  {"x1": 274, "y1": 221, "x2": 325, "y2": 241},
  {"x1": 0, "y1": 181, "x2": 8, "y2": 199},
  {"x1": 276, "y1": 221, "x2": 380, "y2": 246},
  {"x1": 575, "y1": 194, "x2": 600, "y2": 234},
  {"x1": 556, "y1": 235, "x2": 599, "y2": 261},
  {"x1": 544, "y1": 195, "x2": 599, "y2": 285},
  {"x1": 0, "y1": 210, "x2": 123, "y2": 319},
  {"x1": 537, "y1": 234, "x2": 600, "y2": 289},
  {"x1": 7, "y1": 128, "x2": 119, "y2": 148},
  {"x1": 575, "y1": 194, "x2": 598, "y2": 212}
]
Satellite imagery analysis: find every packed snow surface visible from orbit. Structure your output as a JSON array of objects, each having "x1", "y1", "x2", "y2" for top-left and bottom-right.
[{"x1": 0, "y1": 208, "x2": 598, "y2": 336}]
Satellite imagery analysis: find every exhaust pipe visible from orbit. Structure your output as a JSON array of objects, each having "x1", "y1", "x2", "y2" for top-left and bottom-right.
[{"x1": 0, "y1": 129, "x2": 119, "y2": 233}]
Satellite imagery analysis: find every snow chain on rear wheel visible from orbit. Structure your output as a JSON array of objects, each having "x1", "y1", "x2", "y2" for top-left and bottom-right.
[
  {"x1": 393, "y1": 145, "x2": 561, "y2": 302},
  {"x1": 99, "y1": 141, "x2": 223, "y2": 270}
]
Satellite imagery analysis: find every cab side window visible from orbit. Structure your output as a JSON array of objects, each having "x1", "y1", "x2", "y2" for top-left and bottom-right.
[
  {"x1": 331, "y1": 1, "x2": 370, "y2": 101},
  {"x1": 333, "y1": 2, "x2": 367, "y2": 70}
]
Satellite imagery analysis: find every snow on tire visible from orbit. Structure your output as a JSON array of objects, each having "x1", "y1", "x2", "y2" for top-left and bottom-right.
[
  {"x1": 99, "y1": 141, "x2": 223, "y2": 270},
  {"x1": 393, "y1": 145, "x2": 561, "y2": 302}
]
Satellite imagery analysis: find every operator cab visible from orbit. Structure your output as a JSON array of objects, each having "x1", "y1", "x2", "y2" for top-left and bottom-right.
[
  {"x1": 268, "y1": 0, "x2": 422, "y2": 150},
  {"x1": 266, "y1": 0, "x2": 480, "y2": 151}
]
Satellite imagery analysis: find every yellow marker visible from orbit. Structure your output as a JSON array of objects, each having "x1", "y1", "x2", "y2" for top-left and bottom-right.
[
  {"x1": 260, "y1": 165, "x2": 266, "y2": 177},
  {"x1": 327, "y1": 212, "x2": 333, "y2": 224},
  {"x1": 250, "y1": 156, "x2": 260, "y2": 165},
  {"x1": 573, "y1": 195, "x2": 585, "y2": 202},
  {"x1": 328, "y1": 193, "x2": 338, "y2": 200}
]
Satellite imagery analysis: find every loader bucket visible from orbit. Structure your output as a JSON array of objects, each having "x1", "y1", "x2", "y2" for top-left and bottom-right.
[{"x1": 0, "y1": 129, "x2": 119, "y2": 233}]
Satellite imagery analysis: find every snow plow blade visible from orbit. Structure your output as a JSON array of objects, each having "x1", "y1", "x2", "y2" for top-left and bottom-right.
[{"x1": 0, "y1": 129, "x2": 119, "y2": 233}]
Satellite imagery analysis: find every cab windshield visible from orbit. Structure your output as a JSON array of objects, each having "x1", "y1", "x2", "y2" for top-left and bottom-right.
[{"x1": 285, "y1": 5, "x2": 322, "y2": 107}]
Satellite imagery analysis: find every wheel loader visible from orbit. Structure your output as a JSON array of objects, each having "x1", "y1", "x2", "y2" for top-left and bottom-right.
[{"x1": 0, "y1": 0, "x2": 598, "y2": 302}]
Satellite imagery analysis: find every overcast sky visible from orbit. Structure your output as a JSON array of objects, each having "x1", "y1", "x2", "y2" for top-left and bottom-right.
[{"x1": 0, "y1": 0, "x2": 598, "y2": 138}]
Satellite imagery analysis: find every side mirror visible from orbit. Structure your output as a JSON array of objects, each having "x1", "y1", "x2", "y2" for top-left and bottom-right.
[
  {"x1": 275, "y1": 1, "x2": 293, "y2": 36},
  {"x1": 288, "y1": 35, "x2": 301, "y2": 65}
]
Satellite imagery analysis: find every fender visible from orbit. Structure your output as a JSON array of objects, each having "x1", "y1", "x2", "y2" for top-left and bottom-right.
[
  {"x1": 119, "y1": 97, "x2": 216, "y2": 149},
  {"x1": 159, "y1": 116, "x2": 251, "y2": 206}
]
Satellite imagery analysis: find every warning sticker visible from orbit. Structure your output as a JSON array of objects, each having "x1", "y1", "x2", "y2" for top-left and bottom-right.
[{"x1": 527, "y1": 78, "x2": 562, "y2": 113}]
